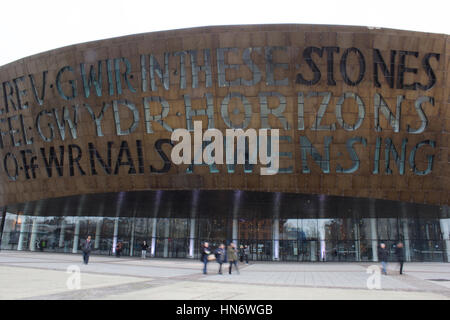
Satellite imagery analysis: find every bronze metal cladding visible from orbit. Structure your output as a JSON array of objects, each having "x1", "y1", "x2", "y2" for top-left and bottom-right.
[{"x1": 0, "y1": 25, "x2": 448, "y2": 208}]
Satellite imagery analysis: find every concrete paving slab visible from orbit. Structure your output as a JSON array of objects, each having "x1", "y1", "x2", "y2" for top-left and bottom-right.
[
  {"x1": 0, "y1": 251, "x2": 448, "y2": 300},
  {"x1": 0, "y1": 265, "x2": 149, "y2": 300}
]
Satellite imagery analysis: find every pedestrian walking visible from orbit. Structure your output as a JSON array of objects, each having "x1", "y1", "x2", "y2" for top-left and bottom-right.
[
  {"x1": 238, "y1": 244, "x2": 244, "y2": 263},
  {"x1": 239, "y1": 245, "x2": 244, "y2": 263},
  {"x1": 227, "y1": 242, "x2": 239, "y2": 274},
  {"x1": 244, "y1": 245, "x2": 250, "y2": 264},
  {"x1": 82, "y1": 235, "x2": 92, "y2": 265},
  {"x1": 116, "y1": 241, "x2": 123, "y2": 257},
  {"x1": 39, "y1": 239, "x2": 46, "y2": 252},
  {"x1": 201, "y1": 242, "x2": 212, "y2": 274},
  {"x1": 141, "y1": 241, "x2": 148, "y2": 259},
  {"x1": 395, "y1": 242, "x2": 405, "y2": 275},
  {"x1": 215, "y1": 244, "x2": 225, "y2": 274},
  {"x1": 379, "y1": 243, "x2": 389, "y2": 275}
]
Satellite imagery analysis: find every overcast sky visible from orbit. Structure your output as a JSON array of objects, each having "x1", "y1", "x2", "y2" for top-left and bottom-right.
[{"x1": 0, "y1": 0, "x2": 448, "y2": 66}]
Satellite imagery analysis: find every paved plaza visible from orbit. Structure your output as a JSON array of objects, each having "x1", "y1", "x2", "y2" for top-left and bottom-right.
[{"x1": 0, "y1": 251, "x2": 449, "y2": 300}]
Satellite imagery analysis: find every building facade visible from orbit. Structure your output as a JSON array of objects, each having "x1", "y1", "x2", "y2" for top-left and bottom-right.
[{"x1": 0, "y1": 24, "x2": 449, "y2": 262}]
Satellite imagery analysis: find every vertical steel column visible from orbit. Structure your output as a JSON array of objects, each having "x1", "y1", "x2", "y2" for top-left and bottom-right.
[
  {"x1": 440, "y1": 216, "x2": 450, "y2": 263},
  {"x1": 188, "y1": 190, "x2": 199, "y2": 258},
  {"x1": 400, "y1": 203, "x2": 412, "y2": 262},
  {"x1": 402, "y1": 220, "x2": 412, "y2": 262},
  {"x1": 17, "y1": 203, "x2": 31, "y2": 251},
  {"x1": 354, "y1": 221, "x2": 361, "y2": 262},
  {"x1": 151, "y1": 191, "x2": 163, "y2": 257},
  {"x1": 310, "y1": 241, "x2": 317, "y2": 261},
  {"x1": 369, "y1": 199, "x2": 378, "y2": 262},
  {"x1": 273, "y1": 219, "x2": 280, "y2": 261},
  {"x1": 130, "y1": 218, "x2": 135, "y2": 257},
  {"x1": 318, "y1": 197, "x2": 327, "y2": 262},
  {"x1": 232, "y1": 219, "x2": 239, "y2": 246},
  {"x1": 370, "y1": 218, "x2": 378, "y2": 262},
  {"x1": 319, "y1": 221, "x2": 326, "y2": 262},
  {"x1": 272, "y1": 193, "x2": 281, "y2": 261},
  {"x1": 163, "y1": 203, "x2": 172, "y2": 258},
  {"x1": 72, "y1": 219, "x2": 80, "y2": 254},
  {"x1": 163, "y1": 219, "x2": 170, "y2": 258},
  {"x1": 59, "y1": 219, "x2": 66, "y2": 249},
  {"x1": 232, "y1": 191, "x2": 242, "y2": 248},
  {"x1": 17, "y1": 216, "x2": 28, "y2": 251},
  {"x1": 94, "y1": 218, "x2": 102, "y2": 249},
  {"x1": 29, "y1": 217, "x2": 38, "y2": 251},
  {"x1": 0, "y1": 207, "x2": 7, "y2": 251},
  {"x1": 112, "y1": 218, "x2": 119, "y2": 255},
  {"x1": 189, "y1": 219, "x2": 196, "y2": 258},
  {"x1": 150, "y1": 218, "x2": 157, "y2": 257}
]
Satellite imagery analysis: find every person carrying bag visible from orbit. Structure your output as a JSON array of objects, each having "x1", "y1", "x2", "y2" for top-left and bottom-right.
[{"x1": 215, "y1": 244, "x2": 225, "y2": 274}]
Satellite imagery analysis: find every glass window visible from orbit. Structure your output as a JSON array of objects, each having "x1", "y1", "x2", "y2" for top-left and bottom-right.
[
  {"x1": 280, "y1": 219, "x2": 300, "y2": 240},
  {"x1": 377, "y1": 218, "x2": 398, "y2": 241},
  {"x1": 1, "y1": 213, "x2": 19, "y2": 250},
  {"x1": 198, "y1": 217, "x2": 229, "y2": 241},
  {"x1": 170, "y1": 218, "x2": 189, "y2": 239}
]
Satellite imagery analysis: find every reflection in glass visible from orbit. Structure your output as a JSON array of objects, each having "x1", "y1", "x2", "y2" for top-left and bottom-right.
[{"x1": 1, "y1": 191, "x2": 448, "y2": 263}]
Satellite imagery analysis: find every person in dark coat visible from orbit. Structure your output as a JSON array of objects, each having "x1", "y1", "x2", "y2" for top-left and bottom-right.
[
  {"x1": 82, "y1": 235, "x2": 92, "y2": 264},
  {"x1": 39, "y1": 239, "x2": 46, "y2": 252},
  {"x1": 243, "y1": 245, "x2": 250, "y2": 264},
  {"x1": 141, "y1": 241, "x2": 149, "y2": 259},
  {"x1": 395, "y1": 242, "x2": 405, "y2": 275},
  {"x1": 227, "y1": 242, "x2": 239, "y2": 274},
  {"x1": 215, "y1": 244, "x2": 225, "y2": 274},
  {"x1": 379, "y1": 243, "x2": 389, "y2": 275},
  {"x1": 116, "y1": 241, "x2": 123, "y2": 257},
  {"x1": 201, "y1": 242, "x2": 211, "y2": 274},
  {"x1": 239, "y1": 245, "x2": 244, "y2": 263}
]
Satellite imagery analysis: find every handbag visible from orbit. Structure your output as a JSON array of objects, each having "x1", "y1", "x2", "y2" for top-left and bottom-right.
[{"x1": 207, "y1": 254, "x2": 216, "y2": 261}]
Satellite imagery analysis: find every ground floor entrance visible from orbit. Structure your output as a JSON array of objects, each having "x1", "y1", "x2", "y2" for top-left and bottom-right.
[{"x1": 1, "y1": 190, "x2": 449, "y2": 262}]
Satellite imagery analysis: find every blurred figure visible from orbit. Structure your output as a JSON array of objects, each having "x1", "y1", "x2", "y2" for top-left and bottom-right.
[
  {"x1": 244, "y1": 245, "x2": 250, "y2": 264},
  {"x1": 215, "y1": 243, "x2": 225, "y2": 274},
  {"x1": 82, "y1": 235, "x2": 92, "y2": 265},
  {"x1": 141, "y1": 240, "x2": 148, "y2": 259},
  {"x1": 116, "y1": 241, "x2": 123, "y2": 257},
  {"x1": 396, "y1": 242, "x2": 405, "y2": 275},
  {"x1": 201, "y1": 242, "x2": 211, "y2": 274},
  {"x1": 239, "y1": 245, "x2": 244, "y2": 263},
  {"x1": 379, "y1": 243, "x2": 389, "y2": 275},
  {"x1": 39, "y1": 238, "x2": 46, "y2": 252},
  {"x1": 227, "y1": 242, "x2": 239, "y2": 274}
]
